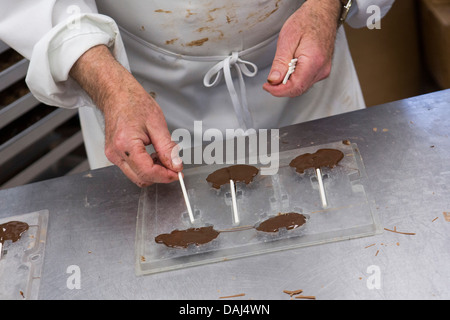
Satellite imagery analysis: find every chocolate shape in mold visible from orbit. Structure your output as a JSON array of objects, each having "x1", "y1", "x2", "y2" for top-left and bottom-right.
[
  {"x1": 289, "y1": 149, "x2": 344, "y2": 174},
  {"x1": 255, "y1": 212, "x2": 307, "y2": 233},
  {"x1": 155, "y1": 226, "x2": 220, "y2": 249},
  {"x1": 206, "y1": 165, "x2": 259, "y2": 189}
]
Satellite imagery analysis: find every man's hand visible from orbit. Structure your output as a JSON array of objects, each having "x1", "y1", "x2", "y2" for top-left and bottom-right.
[
  {"x1": 70, "y1": 45, "x2": 182, "y2": 187},
  {"x1": 263, "y1": 0, "x2": 341, "y2": 97}
]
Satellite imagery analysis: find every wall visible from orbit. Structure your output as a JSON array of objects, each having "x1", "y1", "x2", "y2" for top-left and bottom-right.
[{"x1": 344, "y1": 0, "x2": 436, "y2": 107}]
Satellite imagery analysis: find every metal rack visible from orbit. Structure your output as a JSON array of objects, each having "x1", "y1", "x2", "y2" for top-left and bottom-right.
[{"x1": 0, "y1": 40, "x2": 89, "y2": 190}]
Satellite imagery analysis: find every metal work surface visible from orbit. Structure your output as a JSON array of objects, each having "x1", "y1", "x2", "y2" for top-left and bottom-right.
[{"x1": 1, "y1": 90, "x2": 449, "y2": 300}]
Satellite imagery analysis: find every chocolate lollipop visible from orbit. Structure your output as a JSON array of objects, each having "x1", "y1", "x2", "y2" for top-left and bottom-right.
[
  {"x1": 206, "y1": 165, "x2": 259, "y2": 225},
  {"x1": 206, "y1": 165, "x2": 259, "y2": 189},
  {"x1": 289, "y1": 149, "x2": 344, "y2": 208}
]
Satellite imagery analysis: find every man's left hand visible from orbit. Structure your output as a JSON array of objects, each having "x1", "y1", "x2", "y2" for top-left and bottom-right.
[{"x1": 263, "y1": 0, "x2": 342, "y2": 97}]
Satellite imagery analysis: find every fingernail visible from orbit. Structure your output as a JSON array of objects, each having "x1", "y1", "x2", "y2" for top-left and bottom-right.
[
  {"x1": 170, "y1": 144, "x2": 183, "y2": 168},
  {"x1": 172, "y1": 155, "x2": 182, "y2": 167},
  {"x1": 267, "y1": 71, "x2": 281, "y2": 84}
]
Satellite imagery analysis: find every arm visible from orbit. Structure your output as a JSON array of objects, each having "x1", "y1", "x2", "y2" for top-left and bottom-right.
[
  {"x1": 70, "y1": 45, "x2": 182, "y2": 187},
  {"x1": 0, "y1": 0, "x2": 128, "y2": 109},
  {"x1": 0, "y1": 1, "x2": 181, "y2": 187},
  {"x1": 262, "y1": 0, "x2": 342, "y2": 97},
  {"x1": 0, "y1": 0, "x2": 97, "y2": 59},
  {"x1": 262, "y1": 0, "x2": 395, "y2": 98}
]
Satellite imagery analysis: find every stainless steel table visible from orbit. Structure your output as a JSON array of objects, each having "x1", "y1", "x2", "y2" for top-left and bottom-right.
[{"x1": 1, "y1": 90, "x2": 449, "y2": 300}]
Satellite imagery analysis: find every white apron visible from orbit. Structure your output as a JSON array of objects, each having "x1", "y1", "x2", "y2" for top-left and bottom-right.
[
  {"x1": 0, "y1": 0, "x2": 385, "y2": 169},
  {"x1": 79, "y1": 0, "x2": 365, "y2": 168}
]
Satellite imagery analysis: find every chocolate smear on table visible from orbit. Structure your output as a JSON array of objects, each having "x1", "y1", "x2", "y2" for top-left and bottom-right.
[
  {"x1": 289, "y1": 149, "x2": 344, "y2": 174},
  {"x1": 206, "y1": 165, "x2": 259, "y2": 189},
  {"x1": 0, "y1": 221, "x2": 29, "y2": 244},
  {"x1": 155, "y1": 226, "x2": 220, "y2": 249},
  {"x1": 255, "y1": 212, "x2": 307, "y2": 233}
]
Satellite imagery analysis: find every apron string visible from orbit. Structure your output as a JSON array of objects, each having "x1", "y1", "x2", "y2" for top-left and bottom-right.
[{"x1": 203, "y1": 52, "x2": 257, "y2": 131}]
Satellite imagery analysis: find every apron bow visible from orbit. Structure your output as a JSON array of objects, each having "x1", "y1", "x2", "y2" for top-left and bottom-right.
[{"x1": 203, "y1": 52, "x2": 258, "y2": 130}]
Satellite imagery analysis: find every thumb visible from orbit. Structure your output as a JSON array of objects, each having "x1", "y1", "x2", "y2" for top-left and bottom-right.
[
  {"x1": 267, "y1": 37, "x2": 297, "y2": 85},
  {"x1": 150, "y1": 127, "x2": 183, "y2": 173}
]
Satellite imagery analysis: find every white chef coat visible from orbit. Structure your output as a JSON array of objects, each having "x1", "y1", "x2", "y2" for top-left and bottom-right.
[{"x1": 0, "y1": 0, "x2": 395, "y2": 169}]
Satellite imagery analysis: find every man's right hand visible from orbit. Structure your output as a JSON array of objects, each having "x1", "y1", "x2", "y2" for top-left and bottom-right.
[{"x1": 70, "y1": 45, "x2": 182, "y2": 187}]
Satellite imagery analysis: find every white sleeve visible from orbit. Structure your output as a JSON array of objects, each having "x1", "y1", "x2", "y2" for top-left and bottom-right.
[
  {"x1": 0, "y1": 0, "x2": 129, "y2": 109},
  {"x1": 345, "y1": 0, "x2": 395, "y2": 29}
]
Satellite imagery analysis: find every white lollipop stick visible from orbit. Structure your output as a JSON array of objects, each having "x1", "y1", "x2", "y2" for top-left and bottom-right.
[
  {"x1": 230, "y1": 179, "x2": 240, "y2": 225},
  {"x1": 283, "y1": 58, "x2": 298, "y2": 84},
  {"x1": 178, "y1": 172, "x2": 195, "y2": 224},
  {"x1": 316, "y1": 168, "x2": 328, "y2": 208},
  {"x1": 0, "y1": 242, "x2": 2, "y2": 260}
]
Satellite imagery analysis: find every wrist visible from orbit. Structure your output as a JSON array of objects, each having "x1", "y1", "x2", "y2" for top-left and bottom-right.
[
  {"x1": 323, "y1": 0, "x2": 343, "y2": 18},
  {"x1": 302, "y1": 0, "x2": 346, "y2": 25},
  {"x1": 302, "y1": 0, "x2": 342, "y2": 22},
  {"x1": 70, "y1": 44, "x2": 130, "y2": 113}
]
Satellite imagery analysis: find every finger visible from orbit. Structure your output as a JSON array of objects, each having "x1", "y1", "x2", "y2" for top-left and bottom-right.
[
  {"x1": 115, "y1": 158, "x2": 147, "y2": 188},
  {"x1": 146, "y1": 120, "x2": 183, "y2": 173},
  {"x1": 266, "y1": 25, "x2": 300, "y2": 86},
  {"x1": 264, "y1": 38, "x2": 332, "y2": 98},
  {"x1": 293, "y1": 38, "x2": 332, "y2": 88},
  {"x1": 124, "y1": 141, "x2": 179, "y2": 185},
  {"x1": 117, "y1": 157, "x2": 178, "y2": 188},
  {"x1": 150, "y1": 152, "x2": 163, "y2": 166},
  {"x1": 107, "y1": 149, "x2": 155, "y2": 188},
  {"x1": 263, "y1": 54, "x2": 315, "y2": 98},
  {"x1": 150, "y1": 151, "x2": 183, "y2": 177},
  {"x1": 105, "y1": 131, "x2": 178, "y2": 186}
]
